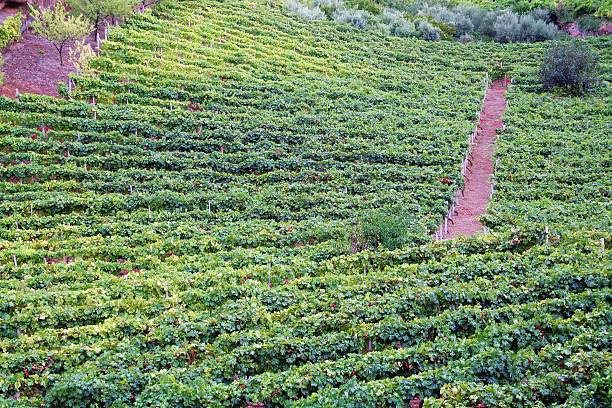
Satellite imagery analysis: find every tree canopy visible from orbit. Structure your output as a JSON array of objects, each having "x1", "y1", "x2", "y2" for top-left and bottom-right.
[{"x1": 30, "y1": 2, "x2": 91, "y2": 65}]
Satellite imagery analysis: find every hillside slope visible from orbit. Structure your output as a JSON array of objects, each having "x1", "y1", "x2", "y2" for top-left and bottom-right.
[{"x1": 0, "y1": 0, "x2": 610, "y2": 406}]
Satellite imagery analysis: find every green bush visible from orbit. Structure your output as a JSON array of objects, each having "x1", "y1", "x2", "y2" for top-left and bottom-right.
[
  {"x1": 0, "y1": 12, "x2": 24, "y2": 49},
  {"x1": 577, "y1": 15, "x2": 602, "y2": 32},
  {"x1": 493, "y1": 10, "x2": 559, "y2": 43},
  {"x1": 539, "y1": 42, "x2": 600, "y2": 95},
  {"x1": 564, "y1": 0, "x2": 611, "y2": 18},
  {"x1": 350, "y1": 209, "x2": 416, "y2": 252}
]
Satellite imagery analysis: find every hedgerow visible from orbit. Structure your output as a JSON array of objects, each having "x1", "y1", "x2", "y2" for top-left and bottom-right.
[{"x1": 286, "y1": 0, "x2": 562, "y2": 41}]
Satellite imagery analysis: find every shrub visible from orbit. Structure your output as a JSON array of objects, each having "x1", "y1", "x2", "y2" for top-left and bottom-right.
[
  {"x1": 464, "y1": 7, "x2": 498, "y2": 38},
  {"x1": 345, "y1": 0, "x2": 382, "y2": 15},
  {"x1": 458, "y1": 33, "x2": 474, "y2": 43},
  {"x1": 0, "y1": 12, "x2": 24, "y2": 49},
  {"x1": 430, "y1": 18, "x2": 457, "y2": 40},
  {"x1": 333, "y1": 7, "x2": 370, "y2": 29},
  {"x1": 529, "y1": 8, "x2": 553, "y2": 23},
  {"x1": 350, "y1": 210, "x2": 415, "y2": 252},
  {"x1": 379, "y1": 8, "x2": 417, "y2": 37},
  {"x1": 493, "y1": 10, "x2": 521, "y2": 43},
  {"x1": 519, "y1": 14, "x2": 560, "y2": 42},
  {"x1": 313, "y1": 0, "x2": 344, "y2": 19},
  {"x1": 494, "y1": 10, "x2": 559, "y2": 43},
  {"x1": 287, "y1": 0, "x2": 326, "y2": 20},
  {"x1": 419, "y1": 4, "x2": 472, "y2": 36},
  {"x1": 539, "y1": 42, "x2": 599, "y2": 95},
  {"x1": 416, "y1": 19, "x2": 441, "y2": 40},
  {"x1": 577, "y1": 15, "x2": 602, "y2": 32}
]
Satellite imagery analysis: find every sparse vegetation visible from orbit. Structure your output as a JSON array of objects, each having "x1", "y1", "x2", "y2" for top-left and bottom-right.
[
  {"x1": 67, "y1": 38, "x2": 96, "y2": 75},
  {"x1": 29, "y1": 2, "x2": 91, "y2": 65}
]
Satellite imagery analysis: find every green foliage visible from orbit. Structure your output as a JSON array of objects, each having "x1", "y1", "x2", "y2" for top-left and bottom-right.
[
  {"x1": 68, "y1": 0, "x2": 138, "y2": 31},
  {"x1": 577, "y1": 14, "x2": 603, "y2": 31},
  {"x1": 30, "y1": 3, "x2": 91, "y2": 65},
  {"x1": 424, "y1": 16, "x2": 457, "y2": 40},
  {"x1": 0, "y1": 11, "x2": 24, "y2": 49},
  {"x1": 563, "y1": 0, "x2": 612, "y2": 18},
  {"x1": 485, "y1": 40, "x2": 609, "y2": 232},
  {"x1": 351, "y1": 209, "x2": 417, "y2": 251},
  {"x1": 416, "y1": 19, "x2": 442, "y2": 39},
  {"x1": 67, "y1": 39, "x2": 97, "y2": 76},
  {"x1": 289, "y1": 0, "x2": 562, "y2": 42},
  {"x1": 0, "y1": 1, "x2": 609, "y2": 406},
  {"x1": 539, "y1": 41, "x2": 600, "y2": 95},
  {"x1": 346, "y1": 0, "x2": 383, "y2": 14},
  {"x1": 451, "y1": 0, "x2": 612, "y2": 18}
]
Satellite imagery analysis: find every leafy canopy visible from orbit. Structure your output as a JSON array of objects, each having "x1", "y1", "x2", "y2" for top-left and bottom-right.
[
  {"x1": 539, "y1": 41, "x2": 600, "y2": 95},
  {"x1": 68, "y1": 0, "x2": 138, "y2": 29},
  {"x1": 30, "y1": 2, "x2": 91, "y2": 65}
]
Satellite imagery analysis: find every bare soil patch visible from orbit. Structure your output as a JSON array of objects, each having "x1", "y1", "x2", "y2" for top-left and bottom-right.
[{"x1": 0, "y1": 30, "x2": 82, "y2": 97}]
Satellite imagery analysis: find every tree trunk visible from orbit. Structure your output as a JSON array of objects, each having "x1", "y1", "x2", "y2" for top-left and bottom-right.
[
  {"x1": 57, "y1": 42, "x2": 65, "y2": 66},
  {"x1": 94, "y1": 14, "x2": 100, "y2": 36},
  {"x1": 53, "y1": 42, "x2": 63, "y2": 65}
]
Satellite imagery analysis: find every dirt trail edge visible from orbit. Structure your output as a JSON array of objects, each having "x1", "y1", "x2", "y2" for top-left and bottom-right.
[{"x1": 442, "y1": 78, "x2": 509, "y2": 239}]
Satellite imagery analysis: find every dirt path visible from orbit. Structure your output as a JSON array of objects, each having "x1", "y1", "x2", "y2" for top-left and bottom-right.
[{"x1": 441, "y1": 78, "x2": 509, "y2": 239}]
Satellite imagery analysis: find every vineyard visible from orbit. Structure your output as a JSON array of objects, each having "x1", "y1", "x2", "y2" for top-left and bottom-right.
[
  {"x1": 476, "y1": 36, "x2": 611, "y2": 234},
  {"x1": 0, "y1": 0, "x2": 610, "y2": 407}
]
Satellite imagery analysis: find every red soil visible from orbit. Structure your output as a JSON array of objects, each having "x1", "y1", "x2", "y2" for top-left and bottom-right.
[
  {"x1": 0, "y1": 4, "x2": 20, "y2": 24},
  {"x1": 0, "y1": 0, "x2": 76, "y2": 97},
  {"x1": 564, "y1": 22, "x2": 583, "y2": 37},
  {"x1": 0, "y1": 1, "x2": 153, "y2": 98},
  {"x1": 562, "y1": 21, "x2": 612, "y2": 38},
  {"x1": 0, "y1": 29, "x2": 80, "y2": 97},
  {"x1": 441, "y1": 78, "x2": 509, "y2": 239}
]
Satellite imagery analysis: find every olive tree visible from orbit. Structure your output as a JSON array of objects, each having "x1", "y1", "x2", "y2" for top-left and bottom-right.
[
  {"x1": 540, "y1": 42, "x2": 599, "y2": 95},
  {"x1": 68, "y1": 0, "x2": 138, "y2": 34},
  {"x1": 30, "y1": 2, "x2": 91, "y2": 65}
]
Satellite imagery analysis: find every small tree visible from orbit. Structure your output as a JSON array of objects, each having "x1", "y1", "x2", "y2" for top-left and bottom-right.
[
  {"x1": 540, "y1": 42, "x2": 599, "y2": 95},
  {"x1": 68, "y1": 0, "x2": 138, "y2": 35},
  {"x1": 30, "y1": 3, "x2": 91, "y2": 66}
]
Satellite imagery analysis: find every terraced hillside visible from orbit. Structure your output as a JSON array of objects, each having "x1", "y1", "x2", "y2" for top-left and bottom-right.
[
  {"x1": 0, "y1": 0, "x2": 610, "y2": 407},
  {"x1": 485, "y1": 39, "x2": 612, "y2": 232}
]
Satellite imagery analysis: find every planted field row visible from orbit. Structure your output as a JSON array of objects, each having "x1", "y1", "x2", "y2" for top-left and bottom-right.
[{"x1": 0, "y1": 0, "x2": 610, "y2": 406}]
